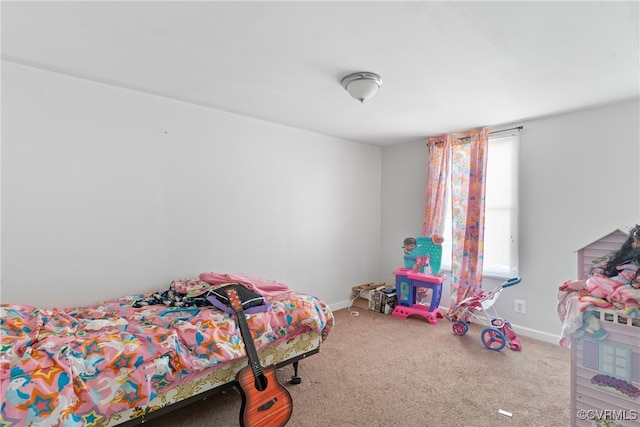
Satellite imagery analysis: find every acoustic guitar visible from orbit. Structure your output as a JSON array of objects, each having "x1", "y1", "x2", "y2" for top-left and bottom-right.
[{"x1": 226, "y1": 288, "x2": 293, "y2": 427}]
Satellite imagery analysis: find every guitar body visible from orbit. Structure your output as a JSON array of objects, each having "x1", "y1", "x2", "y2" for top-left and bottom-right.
[
  {"x1": 225, "y1": 287, "x2": 293, "y2": 427},
  {"x1": 236, "y1": 364, "x2": 293, "y2": 427}
]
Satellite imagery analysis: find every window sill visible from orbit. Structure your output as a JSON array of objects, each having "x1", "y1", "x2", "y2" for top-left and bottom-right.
[{"x1": 439, "y1": 266, "x2": 518, "y2": 281}]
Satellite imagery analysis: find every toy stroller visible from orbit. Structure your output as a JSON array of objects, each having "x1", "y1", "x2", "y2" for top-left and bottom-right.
[{"x1": 446, "y1": 277, "x2": 522, "y2": 351}]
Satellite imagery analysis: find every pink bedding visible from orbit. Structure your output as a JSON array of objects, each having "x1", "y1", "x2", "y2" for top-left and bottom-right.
[
  {"x1": 557, "y1": 277, "x2": 640, "y2": 347},
  {"x1": 0, "y1": 276, "x2": 333, "y2": 426}
]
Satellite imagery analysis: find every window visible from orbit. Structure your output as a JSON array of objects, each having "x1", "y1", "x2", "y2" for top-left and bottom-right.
[
  {"x1": 440, "y1": 131, "x2": 519, "y2": 278},
  {"x1": 600, "y1": 343, "x2": 631, "y2": 380}
]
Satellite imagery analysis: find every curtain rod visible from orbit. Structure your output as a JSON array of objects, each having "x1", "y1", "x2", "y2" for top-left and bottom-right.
[
  {"x1": 451, "y1": 125, "x2": 523, "y2": 142},
  {"x1": 489, "y1": 125, "x2": 523, "y2": 135}
]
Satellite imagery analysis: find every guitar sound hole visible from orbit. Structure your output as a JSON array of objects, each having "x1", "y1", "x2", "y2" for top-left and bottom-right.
[{"x1": 255, "y1": 374, "x2": 268, "y2": 391}]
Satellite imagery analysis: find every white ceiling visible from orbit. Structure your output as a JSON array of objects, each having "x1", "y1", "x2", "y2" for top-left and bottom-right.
[{"x1": 2, "y1": 1, "x2": 639, "y2": 146}]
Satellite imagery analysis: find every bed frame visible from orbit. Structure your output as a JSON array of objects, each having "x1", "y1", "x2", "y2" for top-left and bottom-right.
[{"x1": 116, "y1": 333, "x2": 322, "y2": 426}]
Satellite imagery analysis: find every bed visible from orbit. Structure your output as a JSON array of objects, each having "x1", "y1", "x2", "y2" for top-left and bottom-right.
[
  {"x1": 556, "y1": 231, "x2": 640, "y2": 427},
  {"x1": 0, "y1": 272, "x2": 334, "y2": 426}
]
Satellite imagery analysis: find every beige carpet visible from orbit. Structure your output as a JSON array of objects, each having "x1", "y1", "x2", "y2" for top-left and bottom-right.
[{"x1": 146, "y1": 307, "x2": 570, "y2": 426}]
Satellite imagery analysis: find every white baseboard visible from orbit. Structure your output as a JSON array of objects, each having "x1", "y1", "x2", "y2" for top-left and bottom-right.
[
  {"x1": 442, "y1": 303, "x2": 562, "y2": 345},
  {"x1": 505, "y1": 322, "x2": 561, "y2": 345},
  {"x1": 331, "y1": 300, "x2": 352, "y2": 311},
  {"x1": 330, "y1": 300, "x2": 562, "y2": 346}
]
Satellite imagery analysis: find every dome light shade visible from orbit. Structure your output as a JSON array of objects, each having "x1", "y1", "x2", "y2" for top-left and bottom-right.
[{"x1": 341, "y1": 72, "x2": 383, "y2": 103}]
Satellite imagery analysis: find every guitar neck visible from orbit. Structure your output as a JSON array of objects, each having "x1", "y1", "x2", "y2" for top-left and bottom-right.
[{"x1": 234, "y1": 308, "x2": 264, "y2": 378}]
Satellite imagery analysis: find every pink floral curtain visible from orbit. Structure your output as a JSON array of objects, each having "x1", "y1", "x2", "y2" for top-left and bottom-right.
[
  {"x1": 422, "y1": 134, "x2": 451, "y2": 237},
  {"x1": 448, "y1": 128, "x2": 489, "y2": 308},
  {"x1": 423, "y1": 128, "x2": 489, "y2": 310}
]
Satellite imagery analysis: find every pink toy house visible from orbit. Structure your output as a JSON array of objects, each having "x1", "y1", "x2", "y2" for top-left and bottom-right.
[
  {"x1": 571, "y1": 229, "x2": 640, "y2": 427},
  {"x1": 576, "y1": 228, "x2": 629, "y2": 279}
]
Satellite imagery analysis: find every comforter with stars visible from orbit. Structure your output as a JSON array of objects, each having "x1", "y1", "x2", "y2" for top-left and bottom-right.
[{"x1": 0, "y1": 278, "x2": 333, "y2": 426}]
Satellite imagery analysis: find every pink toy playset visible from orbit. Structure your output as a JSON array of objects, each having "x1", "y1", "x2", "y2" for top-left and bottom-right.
[{"x1": 392, "y1": 236, "x2": 446, "y2": 325}]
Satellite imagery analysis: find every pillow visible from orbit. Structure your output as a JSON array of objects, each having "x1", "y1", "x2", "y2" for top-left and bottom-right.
[{"x1": 207, "y1": 283, "x2": 270, "y2": 314}]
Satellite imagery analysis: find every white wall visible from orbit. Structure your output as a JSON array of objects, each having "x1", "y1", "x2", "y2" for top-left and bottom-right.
[
  {"x1": 1, "y1": 61, "x2": 382, "y2": 308},
  {"x1": 381, "y1": 97, "x2": 640, "y2": 343},
  {"x1": 380, "y1": 137, "x2": 429, "y2": 274},
  {"x1": 3, "y1": 60, "x2": 638, "y2": 344}
]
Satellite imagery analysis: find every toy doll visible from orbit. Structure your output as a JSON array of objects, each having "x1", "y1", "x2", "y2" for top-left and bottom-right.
[
  {"x1": 585, "y1": 224, "x2": 640, "y2": 296},
  {"x1": 402, "y1": 237, "x2": 417, "y2": 254},
  {"x1": 402, "y1": 236, "x2": 434, "y2": 303},
  {"x1": 402, "y1": 237, "x2": 418, "y2": 269}
]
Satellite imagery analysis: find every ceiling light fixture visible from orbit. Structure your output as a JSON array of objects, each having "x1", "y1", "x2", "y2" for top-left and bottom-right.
[{"x1": 340, "y1": 72, "x2": 383, "y2": 103}]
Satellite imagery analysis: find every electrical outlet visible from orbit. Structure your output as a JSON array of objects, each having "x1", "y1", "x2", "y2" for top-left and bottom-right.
[{"x1": 514, "y1": 299, "x2": 526, "y2": 314}]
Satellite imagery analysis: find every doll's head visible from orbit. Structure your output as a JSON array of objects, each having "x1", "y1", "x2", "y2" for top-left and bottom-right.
[
  {"x1": 620, "y1": 224, "x2": 640, "y2": 254},
  {"x1": 604, "y1": 224, "x2": 640, "y2": 279},
  {"x1": 631, "y1": 224, "x2": 640, "y2": 250},
  {"x1": 403, "y1": 237, "x2": 417, "y2": 254}
]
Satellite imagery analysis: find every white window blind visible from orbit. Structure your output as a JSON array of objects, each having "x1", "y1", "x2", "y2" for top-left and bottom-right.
[{"x1": 440, "y1": 131, "x2": 519, "y2": 278}]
